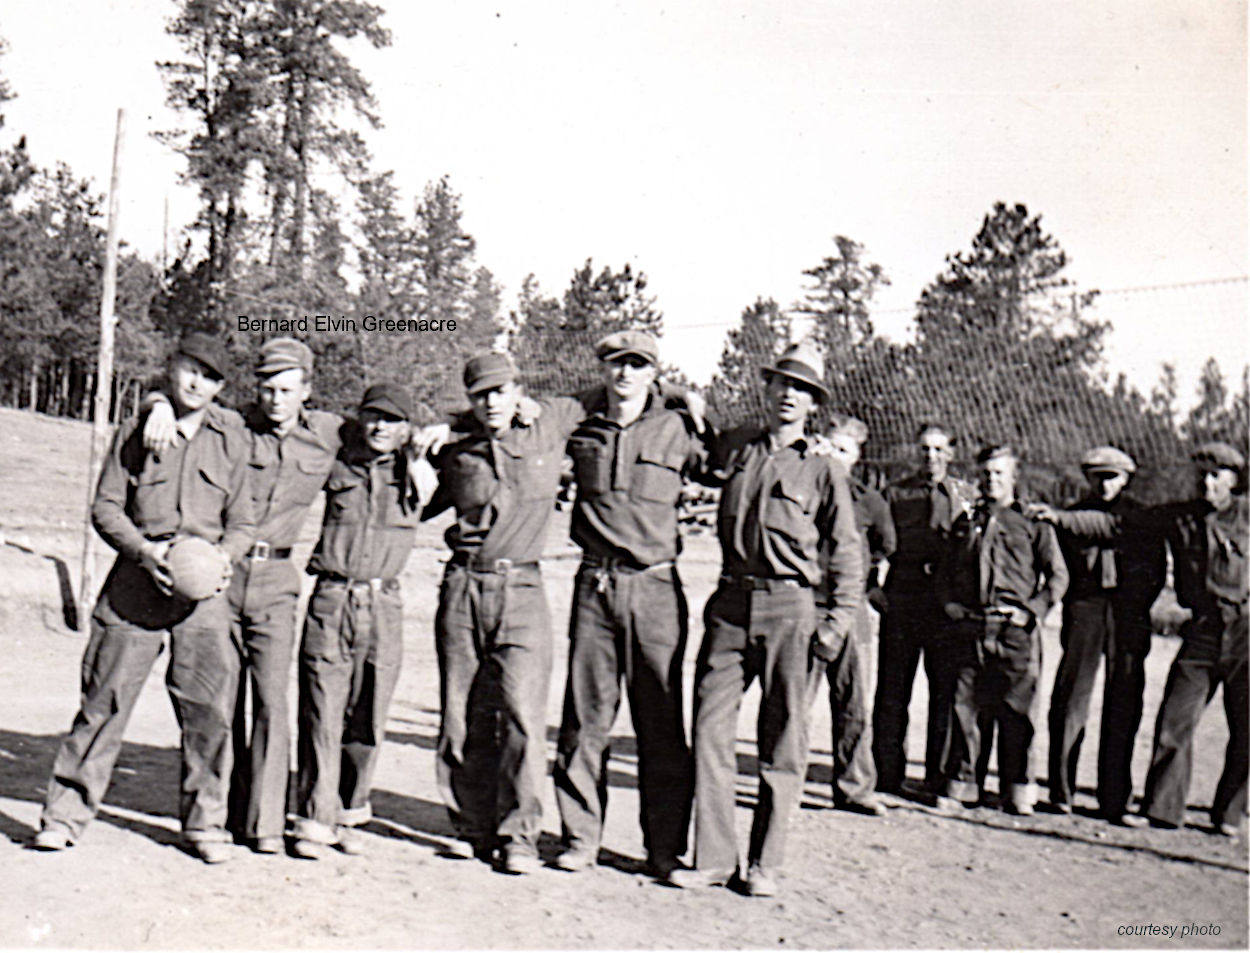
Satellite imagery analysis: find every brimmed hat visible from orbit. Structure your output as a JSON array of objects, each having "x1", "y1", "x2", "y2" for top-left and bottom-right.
[
  {"x1": 596, "y1": 330, "x2": 658, "y2": 365},
  {"x1": 359, "y1": 382, "x2": 413, "y2": 420},
  {"x1": 256, "y1": 337, "x2": 313, "y2": 377},
  {"x1": 463, "y1": 352, "x2": 517, "y2": 395},
  {"x1": 760, "y1": 342, "x2": 829, "y2": 403},
  {"x1": 174, "y1": 332, "x2": 229, "y2": 380},
  {"x1": 1192, "y1": 441, "x2": 1246, "y2": 473},
  {"x1": 1081, "y1": 446, "x2": 1136, "y2": 476}
]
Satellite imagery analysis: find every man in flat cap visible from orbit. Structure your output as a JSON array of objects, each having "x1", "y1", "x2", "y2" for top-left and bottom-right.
[
  {"x1": 423, "y1": 352, "x2": 596, "y2": 875},
  {"x1": 34, "y1": 334, "x2": 256, "y2": 862},
  {"x1": 808, "y1": 413, "x2": 895, "y2": 816},
  {"x1": 936, "y1": 445, "x2": 1067, "y2": 816},
  {"x1": 290, "y1": 382, "x2": 433, "y2": 858},
  {"x1": 672, "y1": 342, "x2": 863, "y2": 897},
  {"x1": 875, "y1": 422, "x2": 975, "y2": 797},
  {"x1": 1033, "y1": 442, "x2": 1247, "y2": 834},
  {"x1": 552, "y1": 330, "x2": 714, "y2": 878},
  {"x1": 142, "y1": 337, "x2": 350, "y2": 853},
  {"x1": 1045, "y1": 446, "x2": 1165, "y2": 824}
]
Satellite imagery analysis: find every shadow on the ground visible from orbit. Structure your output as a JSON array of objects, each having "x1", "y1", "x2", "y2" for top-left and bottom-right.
[{"x1": 3, "y1": 536, "x2": 79, "y2": 630}]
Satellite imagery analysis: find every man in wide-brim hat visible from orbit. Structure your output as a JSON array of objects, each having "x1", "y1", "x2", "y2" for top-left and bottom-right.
[{"x1": 671, "y1": 342, "x2": 863, "y2": 897}]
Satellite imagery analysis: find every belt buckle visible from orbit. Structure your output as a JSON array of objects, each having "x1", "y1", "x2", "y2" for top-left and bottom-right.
[
  {"x1": 368, "y1": 578, "x2": 383, "y2": 592},
  {"x1": 251, "y1": 541, "x2": 270, "y2": 561},
  {"x1": 494, "y1": 558, "x2": 513, "y2": 574}
]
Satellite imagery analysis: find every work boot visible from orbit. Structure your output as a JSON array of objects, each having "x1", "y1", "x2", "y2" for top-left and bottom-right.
[
  {"x1": 30, "y1": 827, "x2": 72, "y2": 852},
  {"x1": 253, "y1": 837, "x2": 284, "y2": 854},
  {"x1": 667, "y1": 867, "x2": 732, "y2": 890},
  {"x1": 745, "y1": 865, "x2": 779, "y2": 897},
  {"x1": 501, "y1": 846, "x2": 542, "y2": 875},
  {"x1": 835, "y1": 795, "x2": 885, "y2": 817},
  {"x1": 292, "y1": 838, "x2": 327, "y2": 859},
  {"x1": 189, "y1": 840, "x2": 233, "y2": 865},
  {"x1": 553, "y1": 844, "x2": 597, "y2": 872},
  {"x1": 336, "y1": 827, "x2": 367, "y2": 856}
]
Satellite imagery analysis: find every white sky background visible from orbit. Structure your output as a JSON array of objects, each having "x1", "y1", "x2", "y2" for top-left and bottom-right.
[{"x1": 1, "y1": 0, "x2": 1246, "y2": 405}]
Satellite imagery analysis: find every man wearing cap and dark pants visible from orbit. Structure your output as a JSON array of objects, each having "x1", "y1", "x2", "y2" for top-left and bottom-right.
[
  {"x1": 290, "y1": 382, "x2": 433, "y2": 858},
  {"x1": 936, "y1": 445, "x2": 1067, "y2": 816},
  {"x1": 33, "y1": 334, "x2": 256, "y2": 862},
  {"x1": 143, "y1": 339, "x2": 436, "y2": 852},
  {"x1": 811, "y1": 414, "x2": 895, "y2": 816},
  {"x1": 426, "y1": 352, "x2": 593, "y2": 875},
  {"x1": 1045, "y1": 446, "x2": 1165, "y2": 824},
  {"x1": 552, "y1": 331, "x2": 713, "y2": 878},
  {"x1": 671, "y1": 342, "x2": 863, "y2": 897},
  {"x1": 875, "y1": 423, "x2": 975, "y2": 797},
  {"x1": 1033, "y1": 442, "x2": 1247, "y2": 835}
]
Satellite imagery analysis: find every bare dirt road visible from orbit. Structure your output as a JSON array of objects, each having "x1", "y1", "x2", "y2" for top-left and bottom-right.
[{"x1": 0, "y1": 407, "x2": 1245, "y2": 949}]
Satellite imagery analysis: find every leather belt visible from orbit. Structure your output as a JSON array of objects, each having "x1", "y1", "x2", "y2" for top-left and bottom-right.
[
  {"x1": 247, "y1": 541, "x2": 292, "y2": 561},
  {"x1": 581, "y1": 553, "x2": 675, "y2": 574},
  {"x1": 719, "y1": 573, "x2": 808, "y2": 592},
  {"x1": 449, "y1": 553, "x2": 539, "y2": 574},
  {"x1": 316, "y1": 571, "x2": 399, "y2": 593}
]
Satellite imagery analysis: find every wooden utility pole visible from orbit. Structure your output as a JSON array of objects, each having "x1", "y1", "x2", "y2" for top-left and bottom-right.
[{"x1": 77, "y1": 109, "x2": 126, "y2": 631}]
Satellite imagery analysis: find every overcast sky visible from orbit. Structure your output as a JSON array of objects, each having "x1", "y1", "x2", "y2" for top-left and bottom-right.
[{"x1": 2, "y1": 1, "x2": 1246, "y2": 402}]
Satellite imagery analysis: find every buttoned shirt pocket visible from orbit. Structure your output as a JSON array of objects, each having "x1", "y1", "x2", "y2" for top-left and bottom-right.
[
  {"x1": 289, "y1": 454, "x2": 332, "y2": 507},
  {"x1": 766, "y1": 471, "x2": 816, "y2": 530},
  {"x1": 195, "y1": 464, "x2": 233, "y2": 515},
  {"x1": 630, "y1": 447, "x2": 684, "y2": 504},
  {"x1": 515, "y1": 451, "x2": 561, "y2": 502},
  {"x1": 569, "y1": 437, "x2": 611, "y2": 496},
  {"x1": 247, "y1": 458, "x2": 272, "y2": 507},
  {"x1": 130, "y1": 468, "x2": 170, "y2": 529},
  {"x1": 325, "y1": 470, "x2": 366, "y2": 524}
]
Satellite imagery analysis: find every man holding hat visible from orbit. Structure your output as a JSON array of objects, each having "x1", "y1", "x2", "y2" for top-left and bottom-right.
[
  {"x1": 673, "y1": 341, "x2": 863, "y2": 897},
  {"x1": 552, "y1": 330, "x2": 714, "y2": 878},
  {"x1": 290, "y1": 382, "x2": 433, "y2": 858},
  {"x1": 810, "y1": 414, "x2": 896, "y2": 816},
  {"x1": 935, "y1": 445, "x2": 1067, "y2": 816},
  {"x1": 1045, "y1": 446, "x2": 1165, "y2": 823},
  {"x1": 424, "y1": 351, "x2": 594, "y2": 874},
  {"x1": 34, "y1": 334, "x2": 257, "y2": 862},
  {"x1": 1033, "y1": 441, "x2": 1247, "y2": 834}
]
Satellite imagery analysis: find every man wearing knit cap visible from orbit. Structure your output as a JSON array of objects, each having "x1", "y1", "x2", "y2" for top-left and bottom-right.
[
  {"x1": 424, "y1": 351, "x2": 598, "y2": 875},
  {"x1": 33, "y1": 334, "x2": 256, "y2": 862},
  {"x1": 552, "y1": 329, "x2": 714, "y2": 878},
  {"x1": 935, "y1": 444, "x2": 1068, "y2": 817},
  {"x1": 1045, "y1": 446, "x2": 1165, "y2": 825},
  {"x1": 291, "y1": 382, "x2": 434, "y2": 858},
  {"x1": 809, "y1": 413, "x2": 895, "y2": 817},
  {"x1": 672, "y1": 341, "x2": 863, "y2": 897},
  {"x1": 1033, "y1": 441, "x2": 1248, "y2": 835},
  {"x1": 141, "y1": 336, "x2": 350, "y2": 853}
]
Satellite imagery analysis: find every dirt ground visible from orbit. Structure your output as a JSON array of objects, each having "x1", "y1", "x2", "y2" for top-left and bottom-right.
[{"x1": 0, "y1": 406, "x2": 1245, "y2": 950}]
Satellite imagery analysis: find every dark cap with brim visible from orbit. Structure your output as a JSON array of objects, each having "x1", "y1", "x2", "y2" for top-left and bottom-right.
[
  {"x1": 1081, "y1": 446, "x2": 1137, "y2": 476},
  {"x1": 463, "y1": 352, "x2": 517, "y2": 395},
  {"x1": 256, "y1": 337, "x2": 314, "y2": 376},
  {"x1": 174, "y1": 332, "x2": 230, "y2": 380},
  {"x1": 1192, "y1": 441, "x2": 1246, "y2": 472},
  {"x1": 359, "y1": 382, "x2": 413, "y2": 420},
  {"x1": 760, "y1": 342, "x2": 830, "y2": 403},
  {"x1": 596, "y1": 330, "x2": 659, "y2": 365}
]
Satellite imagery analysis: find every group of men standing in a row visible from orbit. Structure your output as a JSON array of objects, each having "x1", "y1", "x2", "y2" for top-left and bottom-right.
[{"x1": 28, "y1": 329, "x2": 1247, "y2": 900}]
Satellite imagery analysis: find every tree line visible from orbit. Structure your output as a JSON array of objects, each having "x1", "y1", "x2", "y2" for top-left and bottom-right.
[{"x1": 0, "y1": 5, "x2": 1245, "y2": 505}]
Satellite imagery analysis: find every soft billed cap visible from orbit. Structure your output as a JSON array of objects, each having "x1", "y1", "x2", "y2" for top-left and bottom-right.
[
  {"x1": 174, "y1": 333, "x2": 229, "y2": 380},
  {"x1": 463, "y1": 352, "x2": 518, "y2": 395},
  {"x1": 359, "y1": 382, "x2": 413, "y2": 421},
  {"x1": 596, "y1": 330, "x2": 659, "y2": 365},
  {"x1": 256, "y1": 337, "x2": 314, "y2": 376}
]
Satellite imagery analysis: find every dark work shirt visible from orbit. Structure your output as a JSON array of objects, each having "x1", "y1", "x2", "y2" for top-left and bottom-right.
[
  {"x1": 243, "y1": 405, "x2": 347, "y2": 551},
  {"x1": 884, "y1": 471, "x2": 974, "y2": 588},
  {"x1": 92, "y1": 403, "x2": 256, "y2": 563},
  {"x1": 939, "y1": 500, "x2": 1068, "y2": 623},
  {"x1": 713, "y1": 428, "x2": 864, "y2": 637},
  {"x1": 568, "y1": 391, "x2": 711, "y2": 567},
  {"x1": 426, "y1": 396, "x2": 586, "y2": 563},
  {"x1": 307, "y1": 445, "x2": 422, "y2": 581},
  {"x1": 1055, "y1": 497, "x2": 1248, "y2": 618},
  {"x1": 1059, "y1": 494, "x2": 1165, "y2": 607}
]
